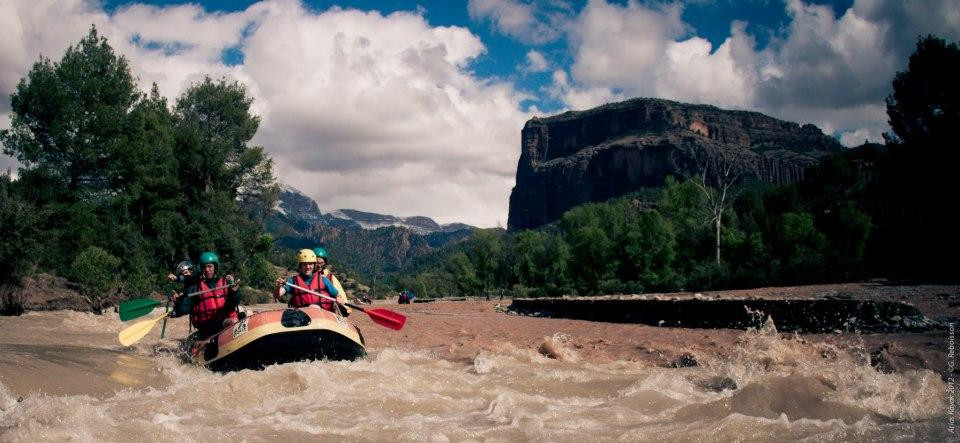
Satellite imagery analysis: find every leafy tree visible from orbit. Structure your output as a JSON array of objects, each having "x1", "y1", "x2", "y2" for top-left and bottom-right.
[
  {"x1": 0, "y1": 174, "x2": 45, "y2": 288},
  {"x1": 560, "y1": 203, "x2": 620, "y2": 293},
  {"x1": 885, "y1": 35, "x2": 959, "y2": 148},
  {"x1": 69, "y1": 246, "x2": 120, "y2": 313},
  {"x1": 1, "y1": 26, "x2": 138, "y2": 198},
  {"x1": 172, "y1": 77, "x2": 278, "y2": 279},
  {"x1": 775, "y1": 212, "x2": 827, "y2": 283},
  {"x1": 623, "y1": 209, "x2": 676, "y2": 289},
  {"x1": 659, "y1": 177, "x2": 712, "y2": 273},
  {"x1": 512, "y1": 230, "x2": 548, "y2": 287},
  {"x1": 467, "y1": 229, "x2": 502, "y2": 292},
  {"x1": 444, "y1": 251, "x2": 481, "y2": 296}
]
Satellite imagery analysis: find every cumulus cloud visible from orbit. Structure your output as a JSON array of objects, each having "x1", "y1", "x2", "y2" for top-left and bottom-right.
[
  {"x1": 243, "y1": 2, "x2": 532, "y2": 225},
  {"x1": 0, "y1": 0, "x2": 533, "y2": 226},
  {"x1": 467, "y1": 0, "x2": 570, "y2": 45},
  {"x1": 552, "y1": 0, "x2": 960, "y2": 146},
  {"x1": 521, "y1": 49, "x2": 550, "y2": 73}
]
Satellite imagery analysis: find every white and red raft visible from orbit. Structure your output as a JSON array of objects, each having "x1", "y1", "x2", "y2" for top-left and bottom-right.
[{"x1": 189, "y1": 306, "x2": 366, "y2": 372}]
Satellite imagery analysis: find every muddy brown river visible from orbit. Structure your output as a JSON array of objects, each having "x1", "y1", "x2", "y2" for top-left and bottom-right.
[{"x1": 0, "y1": 305, "x2": 953, "y2": 441}]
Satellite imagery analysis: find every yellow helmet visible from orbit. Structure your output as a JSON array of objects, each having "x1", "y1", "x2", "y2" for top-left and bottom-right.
[{"x1": 297, "y1": 249, "x2": 317, "y2": 264}]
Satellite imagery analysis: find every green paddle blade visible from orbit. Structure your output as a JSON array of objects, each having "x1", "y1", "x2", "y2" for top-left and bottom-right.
[{"x1": 119, "y1": 298, "x2": 163, "y2": 321}]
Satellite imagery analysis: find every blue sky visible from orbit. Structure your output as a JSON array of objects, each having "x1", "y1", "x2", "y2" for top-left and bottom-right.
[{"x1": 2, "y1": 0, "x2": 958, "y2": 226}]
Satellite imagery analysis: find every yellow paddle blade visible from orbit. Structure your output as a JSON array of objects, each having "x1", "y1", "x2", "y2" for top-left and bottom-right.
[{"x1": 118, "y1": 314, "x2": 168, "y2": 346}]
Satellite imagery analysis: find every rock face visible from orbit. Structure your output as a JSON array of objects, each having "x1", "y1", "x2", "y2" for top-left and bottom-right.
[{"x1": 508, "y1": 98, "x2": 843, "y2": 229}]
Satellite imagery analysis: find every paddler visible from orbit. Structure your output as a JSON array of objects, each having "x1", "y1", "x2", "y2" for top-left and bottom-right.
[
  {"x1": 170, "y1": 251, "x2": 240, "y2": 338},
  {"x1": 273, "y1": 249, "x2": 343, "y2": 313},
  {"x1": 313, "y1": 247, "x2": 351, "y2": 316}
]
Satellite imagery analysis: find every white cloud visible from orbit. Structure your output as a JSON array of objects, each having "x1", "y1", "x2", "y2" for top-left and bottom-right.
[
  {"x1": 467, "y1": 0, "x2": 569, "y2": 45},
  {"x1": 521, "y1": 49, "x2": 550, "y2": 73},
  {"x1": 558, "y1": 0, "x2": 960, "y2": 145},
  {"x1": 570, "y1": 0, "x2": 686, "y2": 90},
  {"x1": 0, "y1": 0, "x2": 533, "y2": 227}
]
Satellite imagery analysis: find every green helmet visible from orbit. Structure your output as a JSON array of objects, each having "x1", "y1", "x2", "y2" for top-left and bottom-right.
[
  {"x1": 199, "y1": 251, "x2": 220, "y2": 268},
  {"x1": 313, "y1": 247, "x2": 329, "y2": 261}
]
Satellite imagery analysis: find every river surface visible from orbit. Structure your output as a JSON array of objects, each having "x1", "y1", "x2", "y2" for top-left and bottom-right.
[{"x1": 0, "y1": 309, "x2": 951, "y2": 441}]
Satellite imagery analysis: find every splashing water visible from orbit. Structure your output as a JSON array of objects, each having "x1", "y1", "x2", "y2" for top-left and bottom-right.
[{"x1": 0, "y1": 311, "x2": 950, "y2": 441}]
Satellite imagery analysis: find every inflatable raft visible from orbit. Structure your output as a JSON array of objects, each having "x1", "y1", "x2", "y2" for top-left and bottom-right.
[{"x1": 189, "y1": 306, "x2": 366, "y2": 372}]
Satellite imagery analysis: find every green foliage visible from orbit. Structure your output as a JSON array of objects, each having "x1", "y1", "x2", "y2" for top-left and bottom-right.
[
  {"x1": 623, "y1": 210, "x2": 677, "y2": 289},
  {"x1": 69, "y1": 246, "x2": 120, "y2": 313},
  {"x1": 0, "y1": 28, "x2": 278, "y2": 311},
  {"x1": 445, "y1": 251, "x2": 482, "y2": 296},
  {"x1": 0, "y1": 174, "x2": 45, "y2": 286},
  {"x1": 244, "y1": 254, "x2": 276, "y2": 291},
  {"x1": 466, "y1": 229, "x2": 502, "y2": 290},
  {"x1": 1, "y1": 26, "x2": 137, "y2": 197},
  {"x1": 775, "y1": 212, "x2": 827, "y2": 283},
  {"x1": 885, "y1": 35, "x2": 959, "y2": 148}
]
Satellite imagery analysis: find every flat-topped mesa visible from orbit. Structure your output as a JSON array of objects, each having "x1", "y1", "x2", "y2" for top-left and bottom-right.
[{"x1": 507, "y1": 98, "x2": 843, "y2": 230}]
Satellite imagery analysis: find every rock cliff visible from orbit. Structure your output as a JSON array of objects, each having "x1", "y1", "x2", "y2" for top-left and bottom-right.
[{"x1": 507, "y1": 98, "x2": 843, "y2": 229}]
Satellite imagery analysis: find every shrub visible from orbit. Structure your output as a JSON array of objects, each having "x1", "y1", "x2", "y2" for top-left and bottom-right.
[{"x1": 69, "y1": 246, "x2": 121, "y2": 313}]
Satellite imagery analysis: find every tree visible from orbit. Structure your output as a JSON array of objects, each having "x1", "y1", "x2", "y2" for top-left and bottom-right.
[
  {"x1": 876, "y1": 34, "x2": 958, "y2": 280},
  {"x1": 623, "y1": 209, "x2": 676, "y2": 289},
  {"x1": 467, "y1": 229, "x2": 502, "y2": 293},
  {"x1": 69, "y1": 246, "x2": 121, "y2": 313},
  {"x1": 0, "y1": 173, "x2": 45, "y2": 288},
  {"x1": 512, "y1": 230, "x2": 548, "y2": 288},
  {"x1": 1, "y1": 26, "x2": 138, "y2": 198},
  {"x1": 560, "y1": 203, "x2": 619, "y2": 293},
  {"x1": 885, "y1": 35, "x2": 959, "y2": 148},
  {"x1": 444, "y1": 251, "x2": 481, "y2": 296},
  {"x1": 172, "y1": 77, "x2": 278, "y2": 275},
  {"x1": 671, "y1": 146, "x2": 745, "y2": 265},
  {"x1": 775, "y1": 212, "x2": 827, "y2": 283}
]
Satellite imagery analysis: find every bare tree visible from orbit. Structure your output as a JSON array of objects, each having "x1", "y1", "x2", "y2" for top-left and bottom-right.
[{"x1": 671, "y1": 146, "x2": 746, "y2": 264}]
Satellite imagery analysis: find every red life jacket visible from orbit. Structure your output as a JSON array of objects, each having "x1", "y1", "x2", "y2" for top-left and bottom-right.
[
  {"x1": 289, "y1": 274, "x2": 334, "y2": 311},
  {"x1": 191, "y1": 277, "x2": 230, "y2": 326}
]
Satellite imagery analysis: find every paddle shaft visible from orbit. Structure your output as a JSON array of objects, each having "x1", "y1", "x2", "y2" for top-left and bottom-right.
[
  {"x1": 178, "y1": 283, "x2": 236, "y2": 298},
  {"x1": 285, "y1": 282, "x2": 406, "y2": 330},
  {"x1": 286, "y1": 283, "x2": 355, "y2": 310}
]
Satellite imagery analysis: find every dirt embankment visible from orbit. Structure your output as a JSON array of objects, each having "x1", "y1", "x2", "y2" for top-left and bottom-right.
[{"x1": 1, "y1": 274, "x2": 92, "y2": 315}]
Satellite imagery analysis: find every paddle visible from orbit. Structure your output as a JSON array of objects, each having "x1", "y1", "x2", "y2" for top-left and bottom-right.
[
  {"x1": 119, "y1": 298, "x2": 163, "y2": 321},
  {"x1": 118, "y1": 312, "x2": 171, "y2": 346},
  {"x1": 117, "y1": 284, "x2": 235, "y2": 322},
  {"x1": 117, "y1": 283, "x2": 240, "y2": 346},
  {"x1": 287, "y1": 283, "x2": 406, "y2": 331}
]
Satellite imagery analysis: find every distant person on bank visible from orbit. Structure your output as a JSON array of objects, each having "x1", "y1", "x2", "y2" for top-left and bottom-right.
[
  {"x1": 274, "y1": 249, "x2": 344, "y2": 314},
  {"x1": 170, "y1": 251, "x2": 240, "y2": 338},
  {"x1": 313, "y1": 247, "x2": 351, "y2": 316}
]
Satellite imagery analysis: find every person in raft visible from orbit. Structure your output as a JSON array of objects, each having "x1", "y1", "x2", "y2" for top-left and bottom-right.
[
  {"x1": 166, "y1": 259, "x2": 194, "y2": 295},
  {"x1": 313, "y1": 246, "x2": 351, "y2": 316},
  {"x1": 273, "y1": 249, "x2": 343, "y2": 313},
  {"x1": 170, "y1": 251, "x2": 241, "y2": 338}
]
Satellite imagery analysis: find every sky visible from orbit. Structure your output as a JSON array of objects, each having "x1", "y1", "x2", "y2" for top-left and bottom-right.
[{"x1": 1, "y1": 0, "x2": 958, "y2": 227}]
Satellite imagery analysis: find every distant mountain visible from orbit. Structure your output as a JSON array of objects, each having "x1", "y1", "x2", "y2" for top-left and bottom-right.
[
  {"x1": 275, "y1": 186, "x2": 473, "y2": 235},
  {"x1": 268, "y1": 185, "x2": 477, "y2": 280}
]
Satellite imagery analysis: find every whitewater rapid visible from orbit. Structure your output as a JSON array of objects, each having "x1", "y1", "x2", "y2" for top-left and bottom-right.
[{"x1": 0, "y1": 310, "x2": 951, "y2": 441}]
